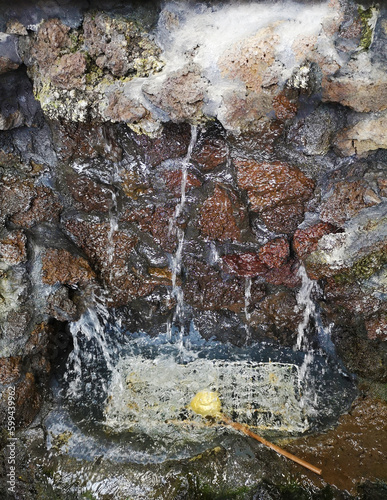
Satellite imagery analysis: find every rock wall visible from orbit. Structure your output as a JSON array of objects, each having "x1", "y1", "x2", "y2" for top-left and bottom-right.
[{"x1": 0, "y1": 0, "x2": 386, "y2": 429}]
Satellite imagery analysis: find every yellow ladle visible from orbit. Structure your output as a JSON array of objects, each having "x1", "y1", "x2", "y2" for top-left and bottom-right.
[{"x1": 189, "y1": 390, "x2": 322, "y2": 476}]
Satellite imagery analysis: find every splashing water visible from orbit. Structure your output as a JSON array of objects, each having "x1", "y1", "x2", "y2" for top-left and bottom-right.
[{"x1": 64, "y1": 295, "x2": 123, "y2": 404}]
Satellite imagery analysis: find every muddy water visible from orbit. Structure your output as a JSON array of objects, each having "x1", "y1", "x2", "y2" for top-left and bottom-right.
[{"x1": 288, "y1": 397, "x2": 387, "y2": 494}]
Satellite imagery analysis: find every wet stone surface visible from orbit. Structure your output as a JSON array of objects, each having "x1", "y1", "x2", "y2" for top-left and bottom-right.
[{"x1": 0, "y1": 1, "x2": 387, "y2": 498}]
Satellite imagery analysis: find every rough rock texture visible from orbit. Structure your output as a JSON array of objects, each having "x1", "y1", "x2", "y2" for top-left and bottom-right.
[
  {"x1": 41, "y1": 248, "x2": 95, "y2": 286},
  {"x1": 198, "y1": 185, "x2": 243, "y2": 242},
  {"x1": 0, "y1": 2, "x2": 387, "y2": 498},
  {"x1": 335, "y1": 111, "x2": 387, "y2": 157},
  {"x1": 235, "y1": 159, "x2": 315, "y2": 233}
]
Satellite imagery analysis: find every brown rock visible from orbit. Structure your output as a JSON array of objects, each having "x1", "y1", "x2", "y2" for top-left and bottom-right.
[
  {"x1": 324, "y1": 278, "x2": 382, "y2": 317},
  {"x1": 30, "y1": 19, "x2": 70, "y2": 71},
  {"x1": 163, "y1": 169, "x2": 201, "y2": 197},
  {"x1": 260, "y1": 202, "x2": 306, "y2": 234},
  {"x1": 272, "y1": 93, "x2": 298, "y2": 121},
  {"x1": 120, "y1": 171, "x2": 150, "y2": 200},
  {"x1": 52, "y1": 121, "x2": 123, "y2": 163},
  {"x1": 235, "y1": 160, "x2": 315, "y2": 211},
  {"x1": 320, "y1": 180, "x2": 379, "y2": 227},
  {"x1": 125, "y1": 205, "x2": 178, "y2": 252},
  {"x1": 67, "y1": 174, "x2": 112, "y2": 212},
  {"x1": 103, "y1": 91, "x2": 147, "y2": 124},
  {"x1": 42, "y1": 248, "x2": 95, "y2": 286},
  {"x1": 5, "y1": 20, "x2": 28, "y2": 36},
  {"x1": 323, "y1": 73, "x2": 387, "y2": 113},
  {"x1": 65, "y1": 219, "x2": 154, "y2": 305},
  {"x1": 378, "y1": 178, "x2": 387, "y2": 197},
  {"x1": 263, "y1": 260, "x2": 301, "y2": 288},
  {"x1": 0, "y1": 56, "x2": 19, "y2": 75},
  {"x1": 293, "y1": 222, "x2": 338, "y2": 259},
  {"x1": 192, "y1": 137, "x2": 228, "y2": 170},
  {"x1": 223, "y1": 252, "x2": 300, "y2": 287},
  {"x1": 0, "y1": 230, "x2": 27, "y2": 265},
  {"x1": 14, "y1": 372, "x2": 42, "y2": 427},
  {"x1": 365, "y1": 313, "x2": 387, "y2": 341},
  {"x1": 143, "y1": 63, "x2": 207, "y2": 123},
  {"x1": 132, "y1": 122, "x2": 191, "y2": 167},
  {"x1": 0, "y1": 356, "x2": 22, "y2": 385},
  {"x1": 222, "y1": 252, "x2": 267, "y2": 278},
  {"x1": 50, "y1": 52, "x2": 87, "y2": 89},
  {"x1": 0, "y1": 177, "x2": 34, "y2": 224},
  {"x1": 258, "y1": 238, "x2": 289, "y2": 268},
  {"x1": 234, "y1": 159, "x2": 314, "y2": 232},
  {"x1": 199, "y1": 185, "x2": 243, "y2": 242},
  {"x1": 11, "y1": 186, "x2": 62, "y2": 228},
  {"x1": 184, "y1": 260, "x2": 256, "y2": 312}
]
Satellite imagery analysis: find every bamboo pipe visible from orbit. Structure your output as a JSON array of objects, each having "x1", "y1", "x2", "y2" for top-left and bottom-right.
[{"x1": 189, "y1": 391, "x2": 322, "y2": 476}]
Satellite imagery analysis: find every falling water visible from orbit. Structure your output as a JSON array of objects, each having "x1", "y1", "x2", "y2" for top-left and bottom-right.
[
  {"x1": 65, "y1": 295, "x2": 123, "y2": 402},
  {"x1": 244, "y1": 277, "x2": 252, "y2": 340},
  {"x1": 167, "y1": 125, "x2": 198, "y2": 346}
]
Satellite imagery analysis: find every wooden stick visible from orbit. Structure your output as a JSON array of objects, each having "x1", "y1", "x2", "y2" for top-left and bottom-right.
[{"x1": 221, "y1": 415, "x2": 322, "y2": 475}]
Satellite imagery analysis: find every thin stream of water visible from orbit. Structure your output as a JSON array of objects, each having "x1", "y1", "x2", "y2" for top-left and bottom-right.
[{"x1": 167, "y1": 125, "x2": 198, "y2": 347}]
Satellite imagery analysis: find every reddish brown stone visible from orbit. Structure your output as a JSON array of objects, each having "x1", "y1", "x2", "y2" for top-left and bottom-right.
[
  {"x1": 263, "y1": 260, "x2": 301, "y2": 288},
  {"x1": 14, "y1": 372, "x2": 42, "y2": 427},
  {"x1": 258, "y1": 238, "x2": 289, "y2": 268},
  {"x1": 324, "y1": 278, "x2": 382, "y2": 317},
  {"x1": 65, "y1": 219, "x2": 154, "y2": 306},
  {"x1": 104, "y1": 91, "x2": 147, "y2": 123},
  {"x1": 192, "y1": 137, "x2": 228, "y2": 170},
  {"x1": 0, "y1": 177, "x2": 35, "y2": 222},
  {"x1": 0, "y1": 230, "x2": 27, "y2": 265},
  {"x1": 50, "y1": 52, "x2": 87, "y2": 89},
  {"x1": 52, "y1": 121, "x2": 123, "y2": 163},
  {"x1": 235, "y1": 159, "x2": 314, "y2": 211},
  {"x1": 261, "y1": 201, "x2": 306, "y2": 234},
  {"x1": 133, "y1": 123, "x2": 191, "y2": 167},
  {"x1": 11, "y1": 186, "x2": 62, "y2": 228},
  {"x1": 163, "y1": 169, "x2": 202, "y2": 196},
  {"x1": 293, "y1": 222, "x2": 338, "y2": 259},
  {"x1": 30, "y1": 19, "x2": 70, "y2": 71},
  {"x1": 42, "y1": 248, "x2": 95, "y2": 286},
  {"x1": 320, "y1": 180, "x2": 380, "y2": 227},
  {"x1": 223, "y1": 252, "x2": 267, "y2": 277},
  {"x1": 272, "y1": 93, "x2": 298, "y2": 120},
  {"x1": 124, "y1": 205, "x2": 178, "y2": 252},
  {"x1": 199, "y1": 185, "x2": 243, "y2": 242},
  {"x1": 223, "y1": 252, "x2": 300, "y2": 287},
  {"x1": 0, "y1": 357, "x2": 22, "y2": 385},
  {"x1": 365, "y1": 313, "x2": 387, "y2": 341},
  {"x1": 184, "y1": 261, "x2": 246, "y2": 312},
  {"x1": 67, "y1": 174, "x2": 112, "y2": 212}
]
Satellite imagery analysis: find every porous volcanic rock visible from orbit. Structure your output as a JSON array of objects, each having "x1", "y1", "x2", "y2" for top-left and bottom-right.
[
  {"x1": 235, "y1": 159, "x2": 315, "y2": 233},
  {"x1": 198, "y1": 185, "x2": 243, "y2": 242}
]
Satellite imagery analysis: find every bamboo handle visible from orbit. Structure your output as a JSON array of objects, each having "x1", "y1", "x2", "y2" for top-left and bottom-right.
[{"x1": 221, "y1": 415, "x2": 322, "y2": 476}]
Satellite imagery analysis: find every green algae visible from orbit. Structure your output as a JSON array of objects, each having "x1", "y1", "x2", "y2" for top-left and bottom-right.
[
  {"x1": 358, "y1": 5, "x2": 379, "y2": 51},
  {"x1": 334, "y1": 246, "x2": 387, "y2": 284}
]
